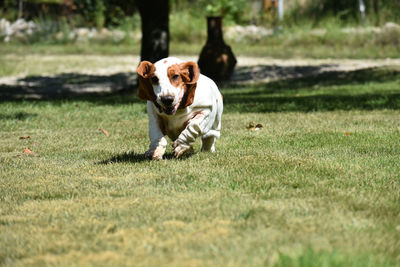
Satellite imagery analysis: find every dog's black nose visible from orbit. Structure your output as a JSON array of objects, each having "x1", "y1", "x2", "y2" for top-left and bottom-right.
[{"x1": 160, "y1": 95, "x2": 174, "y2": 106}]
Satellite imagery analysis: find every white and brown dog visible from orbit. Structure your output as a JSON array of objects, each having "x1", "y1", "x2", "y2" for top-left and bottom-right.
[{"x1": 137, "y1": 57, "x2": 223, "y2": 159}]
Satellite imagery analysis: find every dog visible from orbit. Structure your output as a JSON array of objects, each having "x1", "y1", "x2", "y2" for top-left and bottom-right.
[{"x1": 137, "y1": 57, "x2": 223, "y2": 159}]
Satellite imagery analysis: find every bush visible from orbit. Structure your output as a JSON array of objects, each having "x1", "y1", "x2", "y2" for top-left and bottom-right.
[
  {"x1": 374, "y1": 22, "x2": 400, "y2": 46},
  {"x1": 169, "y1": 11, "x2": 205, "y2": 43},
  {"x1": 171, "y1": 0, "x2": 252, "y2": 25}
]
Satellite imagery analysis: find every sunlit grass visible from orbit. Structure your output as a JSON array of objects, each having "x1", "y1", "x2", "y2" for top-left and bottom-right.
[{"x1": 1, "y1": 65, "x2": 400, "y2": 266}]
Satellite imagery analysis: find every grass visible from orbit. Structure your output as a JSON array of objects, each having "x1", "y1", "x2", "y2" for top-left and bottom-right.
[
  {"x1": 231, "y1": 23, "x2": 400, "y2": 58},
  {"x1": 2, "y1": 30, "x2": 399, "y2": 60},
  {"x1": 1, "y1": 58, "x2": 400, "y2": 266},
  {"x1": 223, "y1": 67, "x2": 400, "y2": 112},
  {"x1": 0, "y1": 53, "x2": 139, "y2": 78}
]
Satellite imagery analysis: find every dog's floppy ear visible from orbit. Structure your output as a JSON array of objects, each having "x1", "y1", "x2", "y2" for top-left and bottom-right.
[
  {"x1": 137, "y1": 61, "x2": 155, "y2": 78},
  {"x1": 178, "y1": 61, "x2": 200, "y2": 109},
  {"x1": 179, "y1": 61, "x2": 200, "y2": 85},
  {"x1": 137, "y1": 61, "x2": 156, "y2": 101}
]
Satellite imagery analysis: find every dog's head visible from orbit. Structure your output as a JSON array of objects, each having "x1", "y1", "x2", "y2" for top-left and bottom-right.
[{"x1": 137, "y1": 57, "x2": 200, "y2": 115}]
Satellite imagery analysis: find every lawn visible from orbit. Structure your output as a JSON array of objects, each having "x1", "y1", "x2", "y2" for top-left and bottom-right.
[{"x1": 1, "y1": 57, "x2": 400, "y2": 266}]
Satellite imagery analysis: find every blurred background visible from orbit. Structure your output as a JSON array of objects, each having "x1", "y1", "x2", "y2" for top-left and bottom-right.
[{"x1": 1, "y1": 0, "x2": 399, "y2": 59}]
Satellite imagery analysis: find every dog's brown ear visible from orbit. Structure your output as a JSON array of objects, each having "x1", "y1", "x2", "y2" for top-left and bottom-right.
[
  {"x1": 137, "y1": 61, "x2": 156, "y2": 101},
  {"x1": 178, "y1": 62, "x2": 200, "y2": 108},
  {"x1": 138, "y1": 76, "x2": 156, "y2": 101},
  {"x1": 179, "y1": 61, "x2": 200, "y2": 84},
  {"x1": 137, "y1": 61, "x2": 155, "y2": 78},
  {"x1": 179, "y1": 83, "x2": 196, "y2": 108}
]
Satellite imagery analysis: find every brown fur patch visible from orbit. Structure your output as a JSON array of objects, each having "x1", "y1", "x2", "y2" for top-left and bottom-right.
[
  {"x1": 167, "y1": 64, "x2": 185, "y2": 88},
  {"x1": 137, "y1": 61, "x2": 155, "y2": 79},
  {"x1": 166, "y1": 61, "x2": 200, "y2": 109},
  {"x1": 179, "y1": 62, "x2": 200, "y2": 85},
  {"x1": 137, "y1": 61, "x2": 157, "y2": 101},
  {"x1": 178, "y1": 83, "x2": 197, "y2": 109},
  {"x1": 192, "y1": 111, "x2": 204, "y2": 121},
  {"x1": 137, "y1": 76, "x2": 157, "y2": 102},
  {"x1": 157, "y1": 115, "x2": 167, "y2": 135},
  {"x1": 183, "y1": 111, "x2": 204, "y2": 128}
]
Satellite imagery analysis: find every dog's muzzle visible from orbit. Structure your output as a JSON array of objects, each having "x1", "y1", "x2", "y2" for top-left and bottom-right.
[
  {"x1": 160, "y1": 95, "x2": 176, "y2": 115},
  {"x1": 160, "y1": 95, "x2": 174, "y2": 106}
]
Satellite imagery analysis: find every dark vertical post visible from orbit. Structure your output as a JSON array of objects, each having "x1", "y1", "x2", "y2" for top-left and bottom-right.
[
  {"x1": 198, "y1": 16, "x2": 237, "y2": 81},
  {"x1": 136, "y1": 0, "x2": 169, "y2": 63},
  {"x1": 206, "y1": 16, "x2": 224, "y2": 44}
]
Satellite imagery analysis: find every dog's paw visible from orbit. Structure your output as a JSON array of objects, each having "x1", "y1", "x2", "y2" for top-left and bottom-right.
[
  {"x1": 145, "y1": 146, "x2": 165, "y2": 160},
  {"x1": 172, "y1": 141, "x2": 192, "y2": 158},
  {"x1": 174, "y1": 145, "x2": 192, "y2": 158}
]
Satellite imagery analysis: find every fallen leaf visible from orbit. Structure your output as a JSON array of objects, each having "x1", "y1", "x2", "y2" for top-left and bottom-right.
[
  {"x1": 246, "y1": 122, "x2": 255, "y2": 129},
  {"x1": 99, "y1": 128, "x2": 109, "y2": 136},
  {"x1": 23, "y1": 147, "x2": 32, "y2": 154},
  {"x1": 345, "y1": 132, "x2": 351, "y2": 136},
  {"x1": 23, "y1": 147, "x2": 39, "y2": 157},
  {"x1": 247, "y1": 122, "x2": 263, "y2": 131},
  {"x1": 19, "y1": 136, "x2": 30, "y2": 140}
]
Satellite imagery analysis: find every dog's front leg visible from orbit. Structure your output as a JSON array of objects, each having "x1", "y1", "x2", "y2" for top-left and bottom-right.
[
  {"x1": 173, "y1": 110, "x2": 209, "y2": 158},
  {"x1": 145, "y1": 102, "x2": 167, "y2": 160}
]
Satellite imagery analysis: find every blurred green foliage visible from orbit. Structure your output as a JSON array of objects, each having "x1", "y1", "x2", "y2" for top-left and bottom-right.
[
  {"x1": 170, "y1": 0, "x2": 251, "y2": 25},
  {"x1": 285, "y1": 0, "x2": 400, "y2": 27},
  {"x1": 75, "y1": 0, "x2": 137, "y2": 28},
  {"x1": 1, "y1": 0, "x2": 400, "y2": 28},
  {"x1": 203, "y1": 0, "x2": 248, "y2": 21},
  {"x1": 1, "y1": 0, "x2": 18, "y2": 20},
  {"x1": 1, "y1": 0, "x2": 400, "y2": 48},
  {"x1": 27, "y1": 0, "x2": 63, "y2": 3},
  {"x1": 0, "y1": 0, "x2": 137, "y2": 28}
]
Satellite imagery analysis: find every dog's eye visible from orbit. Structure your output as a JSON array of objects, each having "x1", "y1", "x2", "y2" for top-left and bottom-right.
[
  {"x1": 172, "y1": 74, "x2": 179, "y2": 81},
  {"x1": 151, "y1": 76, "x2": 159, "y2": 84}
]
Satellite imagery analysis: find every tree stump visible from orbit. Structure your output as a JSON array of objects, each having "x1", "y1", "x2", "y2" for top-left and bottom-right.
[{"x1": 198, "y1": 16, "x2": 237, "y2": 81}]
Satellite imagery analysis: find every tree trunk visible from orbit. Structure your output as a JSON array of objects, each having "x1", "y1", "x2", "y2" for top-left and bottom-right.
[{"x1": 136, "y1": 0, "x2": 169, "y2": 63}]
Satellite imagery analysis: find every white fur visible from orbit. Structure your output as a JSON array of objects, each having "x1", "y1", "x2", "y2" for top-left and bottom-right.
[
  {"x1": 144, "y1": 57, "x2": 223, "y2": 159},
  {"x1": 152, "y1": 57, "x2": 184, "y2": 109}
]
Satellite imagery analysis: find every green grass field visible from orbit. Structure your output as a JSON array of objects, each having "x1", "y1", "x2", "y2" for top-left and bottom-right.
[{"x1": 1, "y1": 55, "x2": 400, "y2": 266}]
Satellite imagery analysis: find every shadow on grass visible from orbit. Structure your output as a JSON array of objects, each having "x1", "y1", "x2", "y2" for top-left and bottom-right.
[
  {"x1": 98, "y1": 151, "x2": 148, "y2": 164},
  {"x1": 0, "y1": 72, "x2": 138, "y2": 102},
  {"x1": 0, "y1": 112, "x2": 37, "y2": 121},
  {"x1": 225, "y1": 93, "x2": 400, "y2": 113},
  {"x1": 98, "y1": 151, "x2": 190, "y2": 164},
  {"x1": 229, "y1": 64, "x2": 337, "y2": 84},
  {"x1": 222, "y1": 66, "x2": 400, "y2": 112},
  {"x1": 1, "y1": 65, "x2": 400, "y2": 112}
]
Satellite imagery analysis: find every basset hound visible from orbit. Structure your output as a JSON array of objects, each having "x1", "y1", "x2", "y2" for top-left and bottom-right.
[{"x1": 137, "y1": 57, "x2": 223, "y2": 159}]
